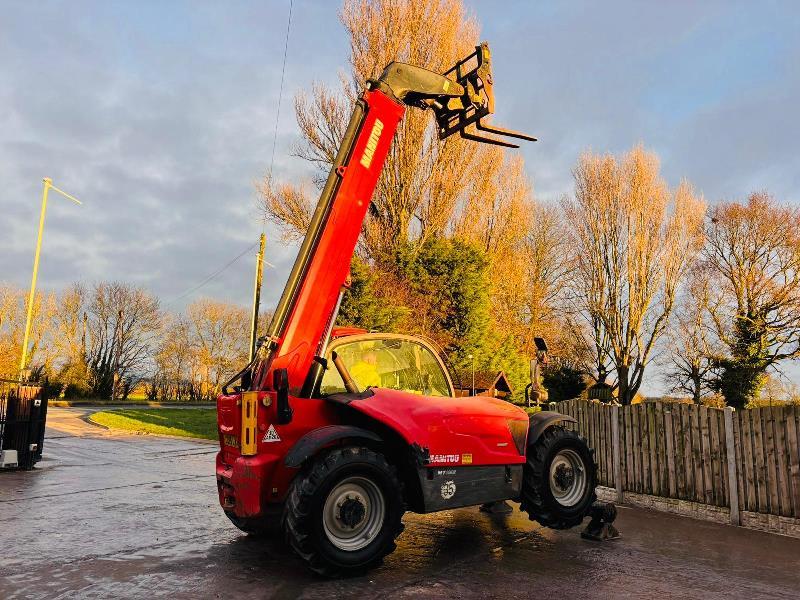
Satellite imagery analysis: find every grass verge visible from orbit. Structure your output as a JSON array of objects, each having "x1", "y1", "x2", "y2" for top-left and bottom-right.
[{"x1": 89, "y1": 408, "x2": 217, "y2": 440}]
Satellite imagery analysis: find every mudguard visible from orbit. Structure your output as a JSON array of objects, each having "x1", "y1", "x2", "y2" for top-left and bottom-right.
[
  {"x1": 528, "y1": 411, "x2": 577, "y2": 446},
  {"x1": 284, "y1": 425, "x2": 382, "y2": 468}
]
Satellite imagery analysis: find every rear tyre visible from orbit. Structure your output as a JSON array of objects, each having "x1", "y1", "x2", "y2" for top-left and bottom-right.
[
  {"x1": 520, "y1": 425, "x2": 597, "y2": 529},
  {"x1": 282, "y1": 446, "x2": 405, "y2": 576}
]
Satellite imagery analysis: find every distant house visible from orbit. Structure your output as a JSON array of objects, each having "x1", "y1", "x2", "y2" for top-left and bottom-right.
[{"x1": 454, "y1": 370, "x2": 513, "y2": 399}]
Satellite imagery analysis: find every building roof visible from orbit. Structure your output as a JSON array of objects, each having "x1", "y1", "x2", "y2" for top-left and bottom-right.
[{"x1": 454, "y1": 370, "x2": 513, "y2": 393}]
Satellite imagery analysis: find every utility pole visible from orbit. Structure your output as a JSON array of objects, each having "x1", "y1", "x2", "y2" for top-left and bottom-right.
[
  {"x1": 249, "y1": 233, "x2": 266, "y2": 361},
  {"x1": 81, "y1": 311, "x2": 87, "y2": 359},
  {"x1": 18, "y1": 177, "x2": 81, "y2": 379},
  {"x1": 468, "y1": 353, "x2": 475, "y2": 396}
]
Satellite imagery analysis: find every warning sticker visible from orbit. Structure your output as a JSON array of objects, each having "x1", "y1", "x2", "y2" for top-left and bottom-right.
[{"x1": 262, "y1": 424, "x2": 281, "y2": 443}]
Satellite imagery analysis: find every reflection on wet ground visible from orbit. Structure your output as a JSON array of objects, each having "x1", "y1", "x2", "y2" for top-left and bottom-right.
[{"x1": 2, "y1": 408, "x2": 799, "y2": 599}]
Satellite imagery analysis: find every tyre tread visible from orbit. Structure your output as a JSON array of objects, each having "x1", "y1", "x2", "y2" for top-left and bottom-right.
[
  {"x1": 520, "y1": 425, "x2": 598, "y2": 530},
  {"x1": 282, "y1": 446, "x2": 404, "y2": 576}
]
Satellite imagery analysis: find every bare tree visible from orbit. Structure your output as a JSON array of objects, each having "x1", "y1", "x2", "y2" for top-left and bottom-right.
[
  {"x1": 260, "y1": 0, "x2": 503, "y2": 263},
  {"x1": 186, "y1": 299, "x2": 249, "y2": 399},
  {"x1": 153, "y1": 315, "x2": 194, "y2": 401},
  {"x1": 51, "y1": 284, "x2": 91, "y2": 393},
  {"x1": 699, "y1": 193, "x2": 800, "y2": 408},
  {"x1": 451, "y1": 151, "x2": 580, "y2": 366},
  {"x1": 0, "y1": 285, "x2": 22, "y2": 376},
  {"x1": 517, "y1": 204, "x2": 575, "y2": 356},
  {"x1": 0, "y1": 285, "x2": 56, "y2": 377},
  {"x1": 87, "y1": 282, "x2": 161, "y2": 398},
  {"x1": 565, "y1": 146, "x2": 706, "y2": 405},
  {"x1": 662, "y1": 280, "x2": 717, "y2": 403}
]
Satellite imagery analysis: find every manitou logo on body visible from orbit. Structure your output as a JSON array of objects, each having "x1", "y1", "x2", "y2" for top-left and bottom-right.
[
  {"x1": 262, "y1": 424, "x2": 281, "y2": 443},
  {"x1": 359, "y1": 118, "x2": 384, "y2": 169},
  {"x1": 430, "y1": 453, "x2": 460, "y2": 464}
]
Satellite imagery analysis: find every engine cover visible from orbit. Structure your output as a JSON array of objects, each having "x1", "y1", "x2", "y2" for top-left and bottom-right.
[{"x1": 349, "y1": 388, "x2": 528, "y2": 467}]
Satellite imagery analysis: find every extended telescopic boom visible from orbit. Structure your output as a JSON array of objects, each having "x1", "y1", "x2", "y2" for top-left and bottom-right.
[{"x1": 224, "y1": 42, "x2": 534, "y2": 396}]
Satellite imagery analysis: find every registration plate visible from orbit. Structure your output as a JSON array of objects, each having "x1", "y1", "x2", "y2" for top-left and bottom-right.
[{"x1": 223, "y1": 434, "x2": 239, "y2": 449}]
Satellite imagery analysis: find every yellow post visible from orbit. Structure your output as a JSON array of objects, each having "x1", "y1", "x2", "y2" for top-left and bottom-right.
[
  {"x1": 18, "y1": 178, "x2": 82, "y2": 379},
  {"x1": 19, "y1": 178, "x2": 51, "y2": 378}
]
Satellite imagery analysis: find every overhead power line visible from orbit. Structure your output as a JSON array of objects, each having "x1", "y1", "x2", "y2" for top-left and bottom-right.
[
  {"x1": 268, "y1": 0, "x2": 294, "y2": 183},
  {"x1": 261, "y1": 0, "x2": 294, "y2": 236},
  {"x1": 164, "y1": 241, "x2": 259, "y2": 307}
]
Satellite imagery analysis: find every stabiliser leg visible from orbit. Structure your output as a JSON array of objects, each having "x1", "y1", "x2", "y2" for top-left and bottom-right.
[
  {"x1": 479, "y1": 500, "x2": 514, "y2": 515},
  {"x1": 581, "y1": 501, "x2": 621, "y2": 541}
]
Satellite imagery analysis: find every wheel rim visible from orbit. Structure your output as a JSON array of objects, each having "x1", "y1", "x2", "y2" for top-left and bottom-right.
[
  {"x1": 549, "y1": 448, "x2": 588, "y2": 507},
  {"x1": 322, "y1": 476, "x2": 385, "y2": 551}
]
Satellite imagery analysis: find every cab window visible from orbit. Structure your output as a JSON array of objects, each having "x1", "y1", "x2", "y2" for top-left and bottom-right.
[{"x1": 320, "y1": 337, "x2": 452, "y2": 397}]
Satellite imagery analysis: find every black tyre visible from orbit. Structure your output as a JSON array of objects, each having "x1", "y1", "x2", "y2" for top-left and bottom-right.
[
  {"x1": 520, "y1": 425, "x2": 597, "y2": 529},
  {"x1": 282, "y1": 446, "x2": 405, "y2": 576}
]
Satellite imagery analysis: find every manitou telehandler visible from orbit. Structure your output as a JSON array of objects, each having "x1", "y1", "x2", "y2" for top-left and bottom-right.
[{"x1": 216, "y1": 42, "x2": 598, "y2": 575}]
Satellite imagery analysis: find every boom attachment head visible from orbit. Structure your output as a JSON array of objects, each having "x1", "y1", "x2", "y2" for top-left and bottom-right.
[{"x1": 373, "y1": 42, "x2": 536, "y2": 148}]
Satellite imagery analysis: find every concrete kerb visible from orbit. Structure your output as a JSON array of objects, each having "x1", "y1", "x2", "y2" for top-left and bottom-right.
[{"x1": 596, "y1": 485, "x2": 800, "y2": 539}]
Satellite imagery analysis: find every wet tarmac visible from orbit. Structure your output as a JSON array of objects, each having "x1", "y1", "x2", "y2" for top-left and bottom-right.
[{"x1": 2, "y1": 407, "x2": 799, "y2": 599}]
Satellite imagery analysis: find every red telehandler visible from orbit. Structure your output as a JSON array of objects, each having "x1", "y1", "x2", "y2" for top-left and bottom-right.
[{"x1": 216, "y1": 43, "x2": 598, "y2": 575}]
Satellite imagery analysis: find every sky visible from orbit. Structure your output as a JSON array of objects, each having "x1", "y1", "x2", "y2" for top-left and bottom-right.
[{"x1": 2, "y1": 1, "x2": 799, "y2": 390}]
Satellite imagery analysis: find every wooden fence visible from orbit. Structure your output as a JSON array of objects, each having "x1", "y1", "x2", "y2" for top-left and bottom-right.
[{"x1": 552, "y1": 399, "x2": 800, "y2": 523}]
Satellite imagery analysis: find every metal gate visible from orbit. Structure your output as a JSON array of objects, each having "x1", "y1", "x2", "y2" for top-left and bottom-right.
[{"x1": 0, "y1": 379, "x2": 48, "y2": 470}]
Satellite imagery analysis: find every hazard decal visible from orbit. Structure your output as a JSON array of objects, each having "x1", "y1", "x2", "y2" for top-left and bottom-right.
[{"x1": 262, "y1": 424, "x2": 281, "y2": 443}]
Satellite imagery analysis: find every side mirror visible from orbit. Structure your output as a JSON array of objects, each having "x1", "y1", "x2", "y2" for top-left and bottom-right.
[{"x1": 273, "y1": 368, "x2": 293, "y2": 425}]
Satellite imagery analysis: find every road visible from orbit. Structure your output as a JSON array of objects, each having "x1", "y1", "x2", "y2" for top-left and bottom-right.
[{"x1": 1, "y1": 407, "x2": 799, "y2": 599}]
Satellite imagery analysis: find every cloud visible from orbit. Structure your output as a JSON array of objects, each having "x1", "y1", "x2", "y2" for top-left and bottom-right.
[
  {"x1": 479, "y1": 1, "x2": 800, "y2": 205},
  {"x1": 0, "y1": 0, "x2": 345, "y2": 311}
]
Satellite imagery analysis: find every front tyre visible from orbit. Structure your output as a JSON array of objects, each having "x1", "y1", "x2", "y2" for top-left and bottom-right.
[
  {"x1": 282, "y1": 446, "x2": 404, "y2": 576},
  {"x1": 520, "y1": 426, "x2": 597, "y2": 529}
]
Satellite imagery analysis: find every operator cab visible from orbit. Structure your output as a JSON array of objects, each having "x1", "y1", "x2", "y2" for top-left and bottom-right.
[{"x1": 319, "y1": 332, "x2": 455, "y2": 398}]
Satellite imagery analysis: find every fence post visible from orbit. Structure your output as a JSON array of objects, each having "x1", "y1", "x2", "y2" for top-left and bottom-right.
[
  {"x1": 723, "y1": 407, "x2": 740, "y2": 526},
  {"x1": 611, "y1": 404, "x2": 623, "y2": 504},
  {"x1": 664, "y1": 406, "x2": 677, "y2": 497}
]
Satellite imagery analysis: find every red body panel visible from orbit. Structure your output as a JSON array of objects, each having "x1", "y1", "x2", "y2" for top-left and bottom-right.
[
  {"x1": 269, "y1": 90, "x2": 405, "y2": 394},
  {"x1": 217, "y1": 390, "x2": 345, "y2": 516},
  {"x1": 350, "y1": 389, "x2": 528, "y2": 466},
  {"x1": 217, "y1": 386, "x2": 529, "y2": 516}
]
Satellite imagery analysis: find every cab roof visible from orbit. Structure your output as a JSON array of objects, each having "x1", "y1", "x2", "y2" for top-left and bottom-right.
[{"x1": 330, "y1": 326, "x2": 368, "y2": 339}]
